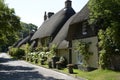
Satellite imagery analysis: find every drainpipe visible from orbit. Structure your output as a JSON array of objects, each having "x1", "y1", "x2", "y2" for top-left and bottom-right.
[{"x1": 69, "y1": 40, "x2": 72, "y2": 64}]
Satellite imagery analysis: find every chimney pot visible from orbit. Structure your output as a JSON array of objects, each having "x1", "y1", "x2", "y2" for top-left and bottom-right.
[
  {"x1": 44, "y1": 11, "x2": 47, "y2": 21},
  {"x1": 48, "y1": 12, "x2": 54, "y2": 18},
  {"x1": 65, "y1": 0, "x2": 72, "y2": 8}
]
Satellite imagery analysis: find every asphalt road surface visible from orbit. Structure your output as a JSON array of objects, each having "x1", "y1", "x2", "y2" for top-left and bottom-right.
[{"x1": 0, "y1": 53, "x2": 84, "y2": 80}]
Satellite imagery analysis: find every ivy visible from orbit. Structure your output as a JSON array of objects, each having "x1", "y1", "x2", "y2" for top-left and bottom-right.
[
  {"x1": 50, "y1": 44, "x2": 57, "y2": 56},
  {"x1": 75, "y1": 40, "x2": 93, "y2": 66},
  {"x1": 98, "y1": 29, "x2": 120, "y2": 69}
]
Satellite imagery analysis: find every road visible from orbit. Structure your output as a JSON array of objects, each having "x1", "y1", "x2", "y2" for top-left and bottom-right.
[{"x1": 0, "y1": 53, "x2": 84, "y2": 80}]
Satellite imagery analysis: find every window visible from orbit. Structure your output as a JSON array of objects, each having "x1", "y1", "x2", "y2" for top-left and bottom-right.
[
  {"x1": 74, "y1": 50, "x2": 83, "y2": 64},
  {"x1": 77, "y1": 51, "x2": 83, "y2": 64},
  {"x1": 82, "y1": 22, "x2": 88, "y2": 35}
]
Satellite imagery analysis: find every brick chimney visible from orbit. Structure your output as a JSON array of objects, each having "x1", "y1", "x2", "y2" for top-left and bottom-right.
[
  {"x1": 44, "y1": 11, "x2": 47, "y2": 21},
  {"x1": 65, "y1": 0, "x2": 72, "y2": 8},
  {"x1": 48, "y1": 12, "x2": 54, "y2": 18}
]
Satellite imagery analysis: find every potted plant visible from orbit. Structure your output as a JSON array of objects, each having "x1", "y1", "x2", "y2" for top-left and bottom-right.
[
  {"x1": 67, "y1": 64, "x2": 74, "y2": 73},
  {"x1": 56, "y1": 56, "x2": 66, "y2": 69},
  {"x1": 56, "y1": 61, "x2": 61, "y2": 69}
]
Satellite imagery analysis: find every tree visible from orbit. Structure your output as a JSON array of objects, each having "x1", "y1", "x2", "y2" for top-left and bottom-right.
[
  {"x1": 0, "y1": 0, "x2": 22, "y2": 51},
  {"x1": 19, "y1": 22, "x2": 38, "y2": 38},
  {"x1": 89, "y1": 0, "x2": 120, "y2": 69},
  {"x1": 0, "y1": 0, "x2": 38, "y2": 52}
]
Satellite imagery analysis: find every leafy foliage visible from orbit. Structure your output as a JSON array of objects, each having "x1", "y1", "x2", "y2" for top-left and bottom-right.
[
  {"x1": 0, "y1": 0, "x2": 21, "y2": 43},
  {"x1": 20, "y1": 43, "x2": 31, "y2": 54},
  {"x1": 0, "y1": 0, "x2": 38, "y2": 51},
  {"x1": 19, "y1": 22, "x2": 37, "y2": 38},
  {"x1": 89, "y1": 0, "x2": 120, "y2": 69},
  {"x1": 89, "y1": 0, "x2": 120, "y2": 26},
  {"x1": 9, "y1": 47, "x2": 25, "y2": 59},
  {"x1": 50, "y1": 44, "x2": 57, "y2": 56},
  {"x1": 75, "y1": 41, "x2": 93, "y2": 66},
  {"x1": 0, "y1": 0, "x2": 21, "y2": 51},
  {"x1": 35, "y1": 40, "x2": 42, "y2": 51}
]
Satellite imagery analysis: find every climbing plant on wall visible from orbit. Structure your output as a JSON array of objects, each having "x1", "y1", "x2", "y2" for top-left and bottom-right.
[
  {"x1": 50, "y1": 44, "x2": 57, "y2": 57},
  {"x1": 75, "y1": 40, "x2": 93, "y2": 67}
]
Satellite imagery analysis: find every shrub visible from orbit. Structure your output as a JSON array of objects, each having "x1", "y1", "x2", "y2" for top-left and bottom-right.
[
  {"x1": 20, "y1": 43, "x2": 31, "y2": 54},
  {"x1": 9, "y1": 48, "x2": 25, "y2": 59}
]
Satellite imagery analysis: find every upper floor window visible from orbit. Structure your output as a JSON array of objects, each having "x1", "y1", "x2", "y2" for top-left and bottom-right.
[{"x1": 82, "y1": 23, "x2": 87, "y2": 35}]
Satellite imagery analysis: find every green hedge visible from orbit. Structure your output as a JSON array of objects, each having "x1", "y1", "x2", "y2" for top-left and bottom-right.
[{"x1": 9, "y1": 48, "x2": 25, "y2": 59}]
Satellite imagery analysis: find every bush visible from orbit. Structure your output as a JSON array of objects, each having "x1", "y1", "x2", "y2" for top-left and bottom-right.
[{"x1": 9, "y1": 48, "x2": 25, "y2": 59}]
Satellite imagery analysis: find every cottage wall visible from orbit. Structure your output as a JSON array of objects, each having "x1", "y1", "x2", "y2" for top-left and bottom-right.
[
  {"x1": 72, "y1": 36, "x2": 98, "y2": 68},
  {"x1": 40, "y1": 37, "x2": 52, "y2": 47},
  {"x1": 57, "y1": 49, "x2": 69, "y2": 63}
]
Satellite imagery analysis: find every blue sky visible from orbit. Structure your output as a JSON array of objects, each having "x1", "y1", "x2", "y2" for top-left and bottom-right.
[{"x1": 5, "y1": 0, "x2": 89, "y2": 27}]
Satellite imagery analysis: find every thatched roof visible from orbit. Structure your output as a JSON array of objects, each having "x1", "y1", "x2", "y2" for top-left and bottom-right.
[
  {"x1": 50, "y1": 13, "x2": 77, "y2": 49},
  {"x1": 30, "y1": 40, "x2": 38, "y2": 49},
  {"x1": 70, "y1": 4, "x2": 89, "y2": 25},
  {"x1": 66, "y1": 4, "x2": 96, "y2": 40},
  {"x1": 16, "y1": 32, "x2": 34, "y2": 47},
  {"x1": 12, "y1": 39, "x2": 22, "y2": 47},
  {"x1": 51, "y1": 4, "x2": 90, "y2": 49},
  {"x1": 31, "y1": 7, "x2": 75, "y2": 40},
  {"x1": 58, "y1": 40, "x2": 69, "y2": 49}
]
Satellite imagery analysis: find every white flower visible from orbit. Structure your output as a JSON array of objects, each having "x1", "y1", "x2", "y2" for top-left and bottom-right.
[
  {"x1": 46, "y1": 52, "x2": 50, "y2": 54},
  {"x1": 31, "y1": 53, "x2": 33, "y2": 55},
  {"x1": 40, "y1": 52, "x2": 45, "y2": 54}
]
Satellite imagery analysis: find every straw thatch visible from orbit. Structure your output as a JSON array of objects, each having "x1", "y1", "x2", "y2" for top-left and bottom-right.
[
  {"x1": 31, "y1": 7, "x2": 75, "y2": 40},
  {"x1": 51, "y1": 4, "x2": 94, "y2": 49}
]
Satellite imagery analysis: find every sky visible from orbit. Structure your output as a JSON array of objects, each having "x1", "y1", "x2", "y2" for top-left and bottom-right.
[{"x1": 5, "y1": 0, "x2": 89, "y2": 27}]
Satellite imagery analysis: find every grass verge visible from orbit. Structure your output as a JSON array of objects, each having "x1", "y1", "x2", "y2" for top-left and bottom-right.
[
  {"x1": 25, "y1": 60, "x2": 120, "y2": 80},
  {"x1": 59, "y1": 68, "x2": 120, "y2": 80}
]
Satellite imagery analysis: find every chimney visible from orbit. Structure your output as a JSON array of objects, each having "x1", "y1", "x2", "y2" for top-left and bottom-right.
[
  {"x1": 65, "y1": 0, "x2": 72, "y2": 8},
  {"x1": 44, "y1": 11, "x2": 47, "y2": 21},
  {"x1": 48, "y1": 12, "x2": 54, "y2": 18}
]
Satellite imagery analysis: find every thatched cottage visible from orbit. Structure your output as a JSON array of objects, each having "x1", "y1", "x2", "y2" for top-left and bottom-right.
[
  {"x1": 51, "y1": 4, "x2": 99, "y2": 69},
  {"x1": 31, "y1": 0, "x2": 76, "y2": 48}
]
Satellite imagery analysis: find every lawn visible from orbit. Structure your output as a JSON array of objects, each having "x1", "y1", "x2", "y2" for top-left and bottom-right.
[
  {"x1": 27, "y1": 60, "x2": 120, "y2": 80},
  {"x1": 59, "y1": 68, "x2": 120, "y2": 80}
]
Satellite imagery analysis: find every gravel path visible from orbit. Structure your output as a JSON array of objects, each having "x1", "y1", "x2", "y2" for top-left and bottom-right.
[{"x1": 0, "y1": 53, "x2": 84, "y2": 80}]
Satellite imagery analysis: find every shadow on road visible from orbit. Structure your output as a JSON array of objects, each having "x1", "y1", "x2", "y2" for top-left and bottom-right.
[
  {"x1": 0, "y1": 64, "x2": 34, "y2": 71},
  {"x1": 0, "y1": 57, "x2": 64, "y2": 80},
  {"x1": 0, "y1": 57, "x2": 17, "y2": 63},
  {"x1": 0, "y1": 71, "x2": 63, "y2": 80},
  {"x1": 0, "y1": 71, "x2": 62, "y2": 80}
]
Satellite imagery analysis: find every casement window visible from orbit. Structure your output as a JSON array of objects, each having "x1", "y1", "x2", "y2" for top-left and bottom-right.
[
  {"x1": 74, "y1": 50, "x2": 83, "y2": 64},
  {"x1": 82, "y1": 21, "x2": 88, "y2": 35},
  {"x1": 77, "y1": 51, "x2": 83, "y2": 64},
  {"x1": 82, "y1": 24, "x2": 87, "y2": 35}
]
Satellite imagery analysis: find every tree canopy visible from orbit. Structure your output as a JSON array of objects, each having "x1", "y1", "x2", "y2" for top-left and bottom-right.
[
  {"x1": 0, "y1": 0, "x2": 21, "y2": 45},
  {"x1": 0, "y1": 0, "x2": 22, "y2": 51},
  {"x1": 19, "y1": 22, "x2": 37, "y2": 38},
  {"x1": 0, "y1": 0, "x2": 38, "y2": 52},
  {"x1": 89, "y1": 0, "x2": 120, "y2": 69}
]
